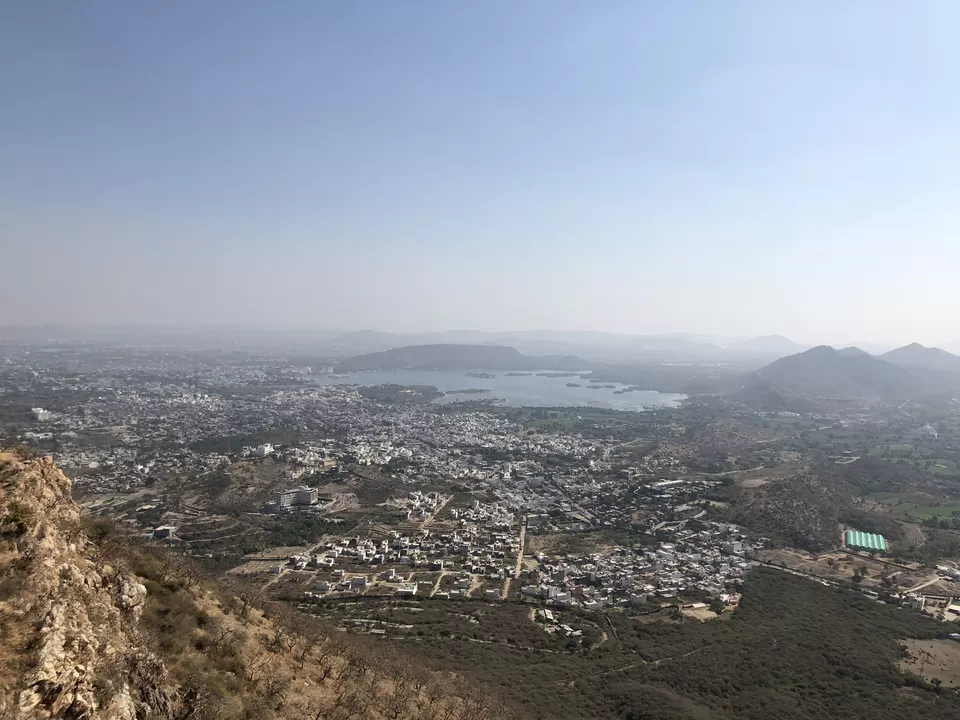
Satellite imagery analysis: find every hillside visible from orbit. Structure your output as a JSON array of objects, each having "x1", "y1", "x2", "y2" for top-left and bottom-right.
[
  {"x1": 740, "y1": 345, "x2": 924, "y2": 403},
  {"x1": 335, "y1": 344, "x2": 585, "y2": 372},
  {"x1": 0, "y1": 450, "x2": 513, "y2": 720},
  {"x1": 730, "y1": 457, "x2": 946, "y2": 551},
  {"x1": 883, "y1": 343, "x2": 960, "y2": 376}
]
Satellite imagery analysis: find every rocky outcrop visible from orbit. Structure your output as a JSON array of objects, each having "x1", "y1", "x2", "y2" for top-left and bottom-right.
[
  {"x1": 0, "y1": 452, "x2": 174, "y2": 719},
  {"x1": 0, "y1": 451, "x2": 517, "y2": 720}
]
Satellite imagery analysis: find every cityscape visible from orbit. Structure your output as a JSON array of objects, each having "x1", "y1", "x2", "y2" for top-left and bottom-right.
[{"x1": 4, "y1": 3, "x2": 960, "y2": 717}]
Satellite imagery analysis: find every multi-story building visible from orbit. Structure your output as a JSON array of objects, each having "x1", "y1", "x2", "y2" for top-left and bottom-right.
[{"x1": 277, "y1": 485, "x2": 319, "y2": 508}]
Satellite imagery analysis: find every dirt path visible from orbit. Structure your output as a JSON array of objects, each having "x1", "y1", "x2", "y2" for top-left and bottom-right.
[
  {"x1": 503, "y1": 516, "x2": 527, "y2": 599},
  {"x1": 906, "y1": 576, "x2": 944, "y2": 594},
  {"x1": 567, "y1": 645, "x2": 709, "y2": 685},
  {"x1": 421, "y1": 494, "x2": 453, "y2": 530},
  {"x1": 514, "y1": 518, "x2": 526, "y2": 578},
  {"x1": 430, "y1": 570, "x2": 448, "y2": 597}
]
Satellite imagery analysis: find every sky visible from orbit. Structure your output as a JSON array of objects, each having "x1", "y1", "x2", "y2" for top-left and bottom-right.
[{"x1": 2, "y1": 1, "x2": 958, "y2": 347}]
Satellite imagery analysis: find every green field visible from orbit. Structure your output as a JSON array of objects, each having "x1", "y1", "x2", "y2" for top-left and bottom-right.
[{"x1": 871, "y1": 493, "x2": 960, "y2": 521}]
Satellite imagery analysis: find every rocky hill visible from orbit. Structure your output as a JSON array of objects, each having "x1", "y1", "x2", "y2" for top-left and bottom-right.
[
  {"x1": 0, "y1": 450, "x2": 514, "y2": 720},
  {"x1": 335, "y1": 343, "x2": 585, "y2": 372},
  {"x1": 882, "y1": 343, "x2": 960, "y2": 378},
  {"x1": 738, "y1": 345, "x2": 925, "y2": 405}
]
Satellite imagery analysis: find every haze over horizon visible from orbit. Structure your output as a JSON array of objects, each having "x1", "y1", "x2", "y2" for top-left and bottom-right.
[
  {"x1": 3, "y1": 2, "x2": 958, "y2": 347},
  {"x1": 0, "y1": 322, "x2": 951, "y2": 356}
]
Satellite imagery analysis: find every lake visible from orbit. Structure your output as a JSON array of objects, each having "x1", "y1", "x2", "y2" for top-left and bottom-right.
[{"x1": 311, "y1": 370, "x2": 685, "y2": 411}]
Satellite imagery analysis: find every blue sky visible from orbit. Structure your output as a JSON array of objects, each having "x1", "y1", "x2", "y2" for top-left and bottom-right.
[{"x1": 2, "y1": 1, "x2": 958, "y2": 345}]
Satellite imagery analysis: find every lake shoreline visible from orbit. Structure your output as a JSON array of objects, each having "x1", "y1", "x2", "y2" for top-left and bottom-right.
[{"x1": 311, "y1": 370, "x2": 684, "y2": 411}]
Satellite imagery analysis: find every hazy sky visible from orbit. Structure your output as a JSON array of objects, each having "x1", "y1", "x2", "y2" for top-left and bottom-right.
[{"x1": 2, "y1": 2, "x2": 958, "y2": 345}]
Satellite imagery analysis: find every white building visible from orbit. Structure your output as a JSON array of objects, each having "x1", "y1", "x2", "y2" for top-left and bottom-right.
[{"x1": 277, "y1": 485, "x2": 319, "y2": 508}]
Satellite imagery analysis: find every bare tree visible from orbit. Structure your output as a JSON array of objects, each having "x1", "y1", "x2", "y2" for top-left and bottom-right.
[
  {"x1": 345, "y1": 646, "x2": 372, "y2": 676},
  {"x1": 315, "y1": 634, "x2": 347, "y2": 681},
  {"x1": 409, "y1": 666, "x2": 431, "y2": 696},
  {"x1": 381, "y1": 652, "x2": 417, "y2": 719},
  {"x1": 268, "y1": 622, "x2": 292, "y2": 653},
  {"x1": 175, "y1": 675, "x2": 227, "y2": 720},
  {"x1": 420, "y1": 677, "x2": 450, "y2": 720},
  {"x1": 244, "y1": 653, "x2": 273, "y2": 684},
  {"x1": 261, "y1": 672, "x2": 290, "y2": 706},
  {"x1": 206, "y1": 617, "x2": 236, "y2": 652}
]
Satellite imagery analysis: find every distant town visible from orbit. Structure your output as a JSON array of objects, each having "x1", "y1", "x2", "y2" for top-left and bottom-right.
[{"x1": 5, "y1": 339, "x2": 960, "y2": 638}]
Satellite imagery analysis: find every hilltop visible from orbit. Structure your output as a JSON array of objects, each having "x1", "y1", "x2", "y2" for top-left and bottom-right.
[
  {"x1": 0, "y1": 450, "x2": 514, "y2": 720},
  {"x1": 883, "y1": 343, "x2": 960, "y2": 376},
  {"x1": 335, "y1": 343, "x2": 585, "y2": 372},
  {"x1": 738, "y1": 345, "x2": 931, "y2": 406}
]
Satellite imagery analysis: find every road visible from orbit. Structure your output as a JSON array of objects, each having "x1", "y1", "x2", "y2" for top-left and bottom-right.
[
  {"x1": 906, "y1": 577, "x2": 946, "y2": 594},
  {"x1": 503, "y1": 516, "x2": 527, "y2": 600},
  {"x1": 421, "y1": 494, "x2": 453, "y2": 530},
  {"x1": 752, "y1": 560, "x2": 839, "y2": 587}
]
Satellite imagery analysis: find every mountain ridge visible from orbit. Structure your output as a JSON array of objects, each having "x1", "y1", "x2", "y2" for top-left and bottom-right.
[
  {"x1": 738, "y1": 345, "x2": 926, "y2": 405},
  {"x1": 882, "y1": 342, "x2": 960, "y2": 374},
  {"x1": 329, "y1": 330, "x2": 810, "y2": 361},
  {"x1": 335, "y1": 343, "x2": 586, "y2": 372}
]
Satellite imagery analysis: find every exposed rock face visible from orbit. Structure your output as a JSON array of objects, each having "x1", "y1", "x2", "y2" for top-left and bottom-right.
[
  {"x1": 0, "y1": 452, "x2": 174, "y2": 719},
  {"x1": 0, "y1": 451, "x2": 515, "y2": 720}
]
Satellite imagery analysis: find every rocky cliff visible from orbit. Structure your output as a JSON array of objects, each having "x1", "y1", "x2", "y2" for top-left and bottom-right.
[
  {"x1": 0, "y1": 450, "x2": 515, "y2": 720},
  {"x1": 0, "y1": 451, "x2": 172, "y2": 719}
]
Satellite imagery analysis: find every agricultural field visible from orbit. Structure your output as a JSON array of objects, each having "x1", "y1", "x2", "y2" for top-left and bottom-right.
[{"x1": 869, "y1": 492, "x2": 960, "y2": 522}]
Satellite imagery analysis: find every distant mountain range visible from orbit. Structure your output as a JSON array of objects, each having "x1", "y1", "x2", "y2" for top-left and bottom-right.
[
  {"x1": 6, "y1": 324, "x2": 957, "y2": 367},
  {"x1": 739, "y1": 343, "x2": 960, "y2": 407},
  {"x1": 328, "y1": 330, "x2": 808, "y2": 362},
  {"x1": 335, "y1": 344, "x2": 586, "y2": 372}
]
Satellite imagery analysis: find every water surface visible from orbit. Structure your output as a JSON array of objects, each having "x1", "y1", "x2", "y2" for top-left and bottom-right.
[{"x1": 312, "y1": 370, "x2": 684, "y2": 411}]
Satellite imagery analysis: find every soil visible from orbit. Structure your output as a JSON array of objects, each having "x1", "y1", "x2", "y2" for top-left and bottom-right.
[{"x1": 900, "y1": 638, "x2": 960, "y2": 687}]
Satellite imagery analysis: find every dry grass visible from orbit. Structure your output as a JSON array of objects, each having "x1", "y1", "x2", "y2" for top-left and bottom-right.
[{"x1": 900, "y1": 638, "x2": 960, "y2": 687}]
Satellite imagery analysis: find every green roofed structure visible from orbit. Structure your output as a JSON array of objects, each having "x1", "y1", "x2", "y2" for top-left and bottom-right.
[{"x1": 845, "y1": 529, "x2": 887, "y2": 553}]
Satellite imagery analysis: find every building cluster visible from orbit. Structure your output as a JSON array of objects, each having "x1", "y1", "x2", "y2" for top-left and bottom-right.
[
  {"x1": 281, "y1": 498, "x2": 523, "y2": 600},
  {"x1": 7, "y1": 347, "x2": 764, "y2": 612},
  {"x1": 395, "y1": 490, "x2": 445, "y2": 522},
  {"x1": 521, "y1": 521, "x2": 758, "y2": 609}
]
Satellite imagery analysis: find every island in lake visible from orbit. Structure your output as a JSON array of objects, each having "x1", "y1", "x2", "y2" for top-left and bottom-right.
[
  {"x1": 504, "y1": 372, "x2": 532, "y2": 376},
  {"x1": 445, "y1": 388, "x2": 490, "y2": 395},
  {"x1": 465, "y1": 372, "x2": 496, "y2": 379},
  {"x1": 566, "y1": 382, "x2": 581, "y2": 387},
  {"x1": 536, "y1": 371, "x2": 580, "y2": 378}
]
